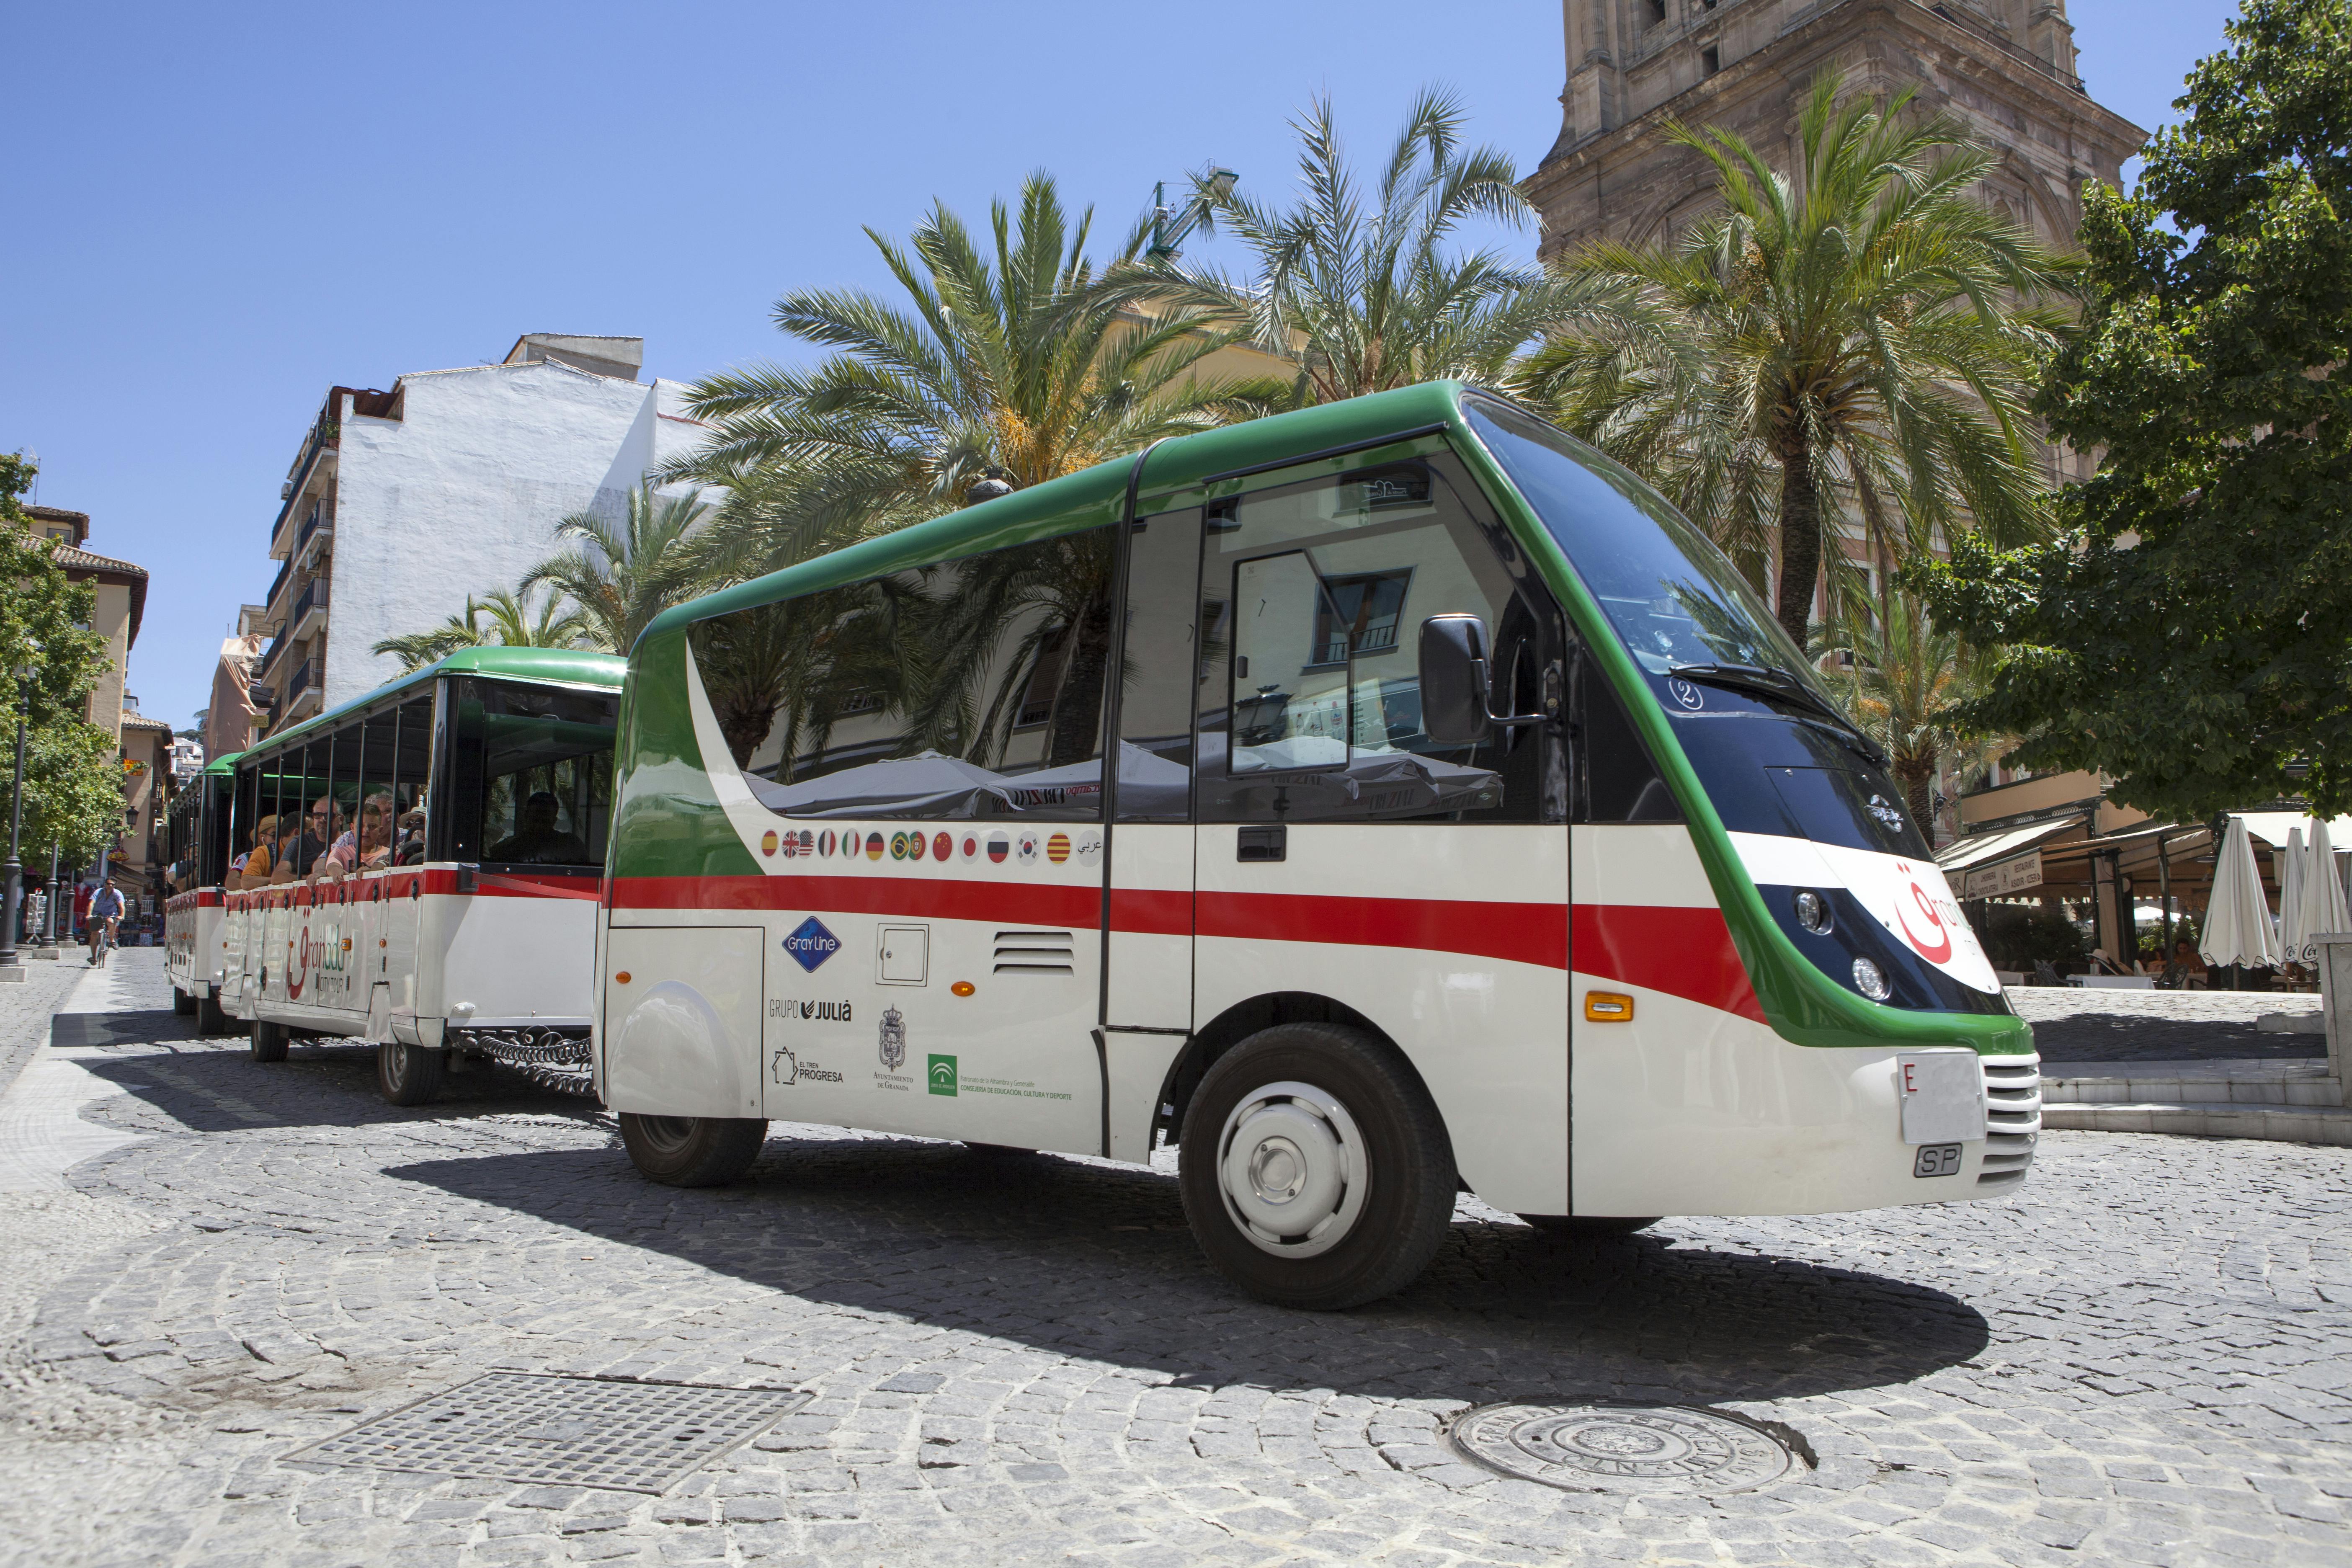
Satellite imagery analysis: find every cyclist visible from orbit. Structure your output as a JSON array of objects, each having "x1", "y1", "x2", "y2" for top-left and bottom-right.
[{"x1": 86, "y1": 877, "x2": 125, "y2": 966}]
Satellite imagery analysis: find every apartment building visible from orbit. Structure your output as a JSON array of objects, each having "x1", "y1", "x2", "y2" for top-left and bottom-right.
[
  {"x1": 251, "y1": 333, "x2": 710, "y2": 730},
  {"x1": 26, "y1": 504, "x2": 148, "y2": 740}
]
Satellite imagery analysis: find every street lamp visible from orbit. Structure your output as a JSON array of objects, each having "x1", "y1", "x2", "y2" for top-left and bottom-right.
[{"x1": 0, "y1": 655, "x2": 33, "y2": 980}]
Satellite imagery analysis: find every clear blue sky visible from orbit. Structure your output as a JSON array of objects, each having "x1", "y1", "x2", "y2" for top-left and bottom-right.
[{"x1": 3, "y1": 0, "x2": 2241, "y2": 732}]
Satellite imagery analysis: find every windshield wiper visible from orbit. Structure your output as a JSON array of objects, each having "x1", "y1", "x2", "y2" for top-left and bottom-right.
[{"x1": 1667, "y1": 662, "x2": 1891, "y2": 768}]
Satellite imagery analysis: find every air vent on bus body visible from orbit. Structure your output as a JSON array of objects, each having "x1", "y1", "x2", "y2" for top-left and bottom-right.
[
  {"x1": 1978, "y1": 1055, "x2": 2042, "y2": 1186},
  {"x1": 993, "y1": 930, "x2": 1074, "y2": 975}
]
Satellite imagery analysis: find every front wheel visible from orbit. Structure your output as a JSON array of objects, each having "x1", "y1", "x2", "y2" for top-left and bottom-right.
[
  {"x1": 619, "y1": 1114, "x2": 769, "y2": 1187},
  {"x1": 1178, "y1": 1022, "x2": 1455, "y2": 1310},
  {"x1": 376, "y1": 1041, "x2": 444, "y2": 1106},
  {"x1": 172, "y1": 985, "x2": 196, "y2": 1017}
]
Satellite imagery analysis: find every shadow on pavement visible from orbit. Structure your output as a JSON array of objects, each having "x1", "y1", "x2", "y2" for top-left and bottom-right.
[
  {"x1": 388, "y1": 1135, "x2": 1991, "y2": 1407},
  {"x1": 66, "y1": 1035, "x2": 604, "y2": 1135}
]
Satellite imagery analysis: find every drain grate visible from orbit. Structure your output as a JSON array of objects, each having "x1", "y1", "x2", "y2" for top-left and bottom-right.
[
  {"x1": 286, "y1": 1373, "x2": 809, "y2": 1493},
  {"x1": 1448, "y1": 1401, "x2": 1801, "y2": 1495}
]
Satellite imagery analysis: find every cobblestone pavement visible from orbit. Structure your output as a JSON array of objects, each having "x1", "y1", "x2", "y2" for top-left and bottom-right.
[
  {"x1": 2008, "y1": 988, "x2": 2327, "y2": 1064},
  {"x1": 0, "y1": 951, "x2": 2347, "y2": 1567}
]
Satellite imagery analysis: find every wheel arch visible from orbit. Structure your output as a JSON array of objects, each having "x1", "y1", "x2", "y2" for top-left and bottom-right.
[{"x1": 1152, "y1": 991, "x2": 1434, "y2": 1151}]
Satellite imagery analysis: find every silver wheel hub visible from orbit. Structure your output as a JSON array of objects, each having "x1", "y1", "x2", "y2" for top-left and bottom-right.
[{"x1": 1216, "y1": 1081, "x2": 1366, "y2": 1259}]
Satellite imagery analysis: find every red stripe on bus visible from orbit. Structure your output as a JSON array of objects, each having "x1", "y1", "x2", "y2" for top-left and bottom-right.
[
  {"x1": 610, "y1": 874, "x2": 1100, "y2": 927},
  {"x1": 604, "y1": 877, "x2": 1763, "y2": 1022},
  {"x1": 1572, "y1": 904, "x2": 1767, "y2": 1022},
  {"x1": 1193, "y1": 890, "x2": 1568, "y2": 970}
]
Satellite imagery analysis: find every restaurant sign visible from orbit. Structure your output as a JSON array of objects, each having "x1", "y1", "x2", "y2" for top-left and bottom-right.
[{"x1": 1960, "y1": 850, "x2": 2044, "y2": 900}]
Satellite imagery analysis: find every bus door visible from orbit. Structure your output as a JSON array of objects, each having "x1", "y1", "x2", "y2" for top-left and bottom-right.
[
  {"x1": 1099, "y1": 507, "x2": 1208, "y2": 1161},
  {"x1": 1178, "y1": 451, "x2": 1576, "y2": 1218}
]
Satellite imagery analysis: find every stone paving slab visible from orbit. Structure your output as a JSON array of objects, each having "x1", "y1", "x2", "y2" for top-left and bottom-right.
[
  {"x1": 0, "y1": 951, "x2": 2346, "y2": 1565},
  {"x1": 2008, "y1": 987, "x2": 2328, "y2": 1064}
]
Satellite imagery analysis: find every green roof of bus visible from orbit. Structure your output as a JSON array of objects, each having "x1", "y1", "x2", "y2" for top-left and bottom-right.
[
  {"x1": 201, "y1": 751, "x2": 242, "y2": 776},
  {"x1": 643, "y1": 380, "x2": 1473, "y2": 641},
  {"x1": 252, "y1": 645, "x2": 627, "y2": 754}
]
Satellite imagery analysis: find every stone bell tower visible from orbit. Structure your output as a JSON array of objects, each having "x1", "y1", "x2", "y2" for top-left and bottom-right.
[{"x1": 1524, "y1": 0, "x2": 2146, "y2": 261}]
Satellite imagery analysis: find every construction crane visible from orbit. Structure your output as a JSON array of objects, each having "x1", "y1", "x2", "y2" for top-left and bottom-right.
[{"x1": 1148, "y1": 168, "x2": 1238, "y2": 261}]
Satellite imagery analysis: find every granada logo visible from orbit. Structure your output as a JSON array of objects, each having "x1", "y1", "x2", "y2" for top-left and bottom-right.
[{"x1": 782, "y1": 916, "x2": 841, "y2": 973}]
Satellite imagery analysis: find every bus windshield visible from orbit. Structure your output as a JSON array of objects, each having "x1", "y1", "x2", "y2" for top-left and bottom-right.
[{"x1": 1462, "y1": 397, "x2": 1817, "y2": 691}]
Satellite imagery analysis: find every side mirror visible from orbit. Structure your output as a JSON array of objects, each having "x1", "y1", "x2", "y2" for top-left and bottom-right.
[{"x1": 1419, "y1": 615, "x2": 1496, "y2": 745}]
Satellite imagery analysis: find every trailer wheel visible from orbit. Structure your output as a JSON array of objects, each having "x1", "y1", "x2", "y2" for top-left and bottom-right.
[
  {"x1": 619, "y1": 1114, "x2": 769, "y2": 1187},
  {"x1": 250, "y1": 1019, "x2": 289, "y2": 1063},
  {"x1": 1178, "y1": 1022, "x2": 1454, "y2": 1310},
  {"x1": 1518, "y1": 1214, "x2": 1659, "y2": 1237},
  {"x1": 196, "y1": 993, "x2": 229, "y2": 1036},
  {"x1": 376, "y1": 1042, "x2": 444, "y2": 1106},
  {"x1": 171, "y1": 986, "x2": 196, "y2": 1017}
]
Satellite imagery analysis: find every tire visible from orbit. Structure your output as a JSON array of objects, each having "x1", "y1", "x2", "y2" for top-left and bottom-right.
[
  {"x1": 962, "y1": 1142, "x2": 1036, "y2": 1157},
  {"x1": 196, "y1": 992, "x2": 229, "y2": 1036},
  {"x1": 1178, "y1": 1022, "x2": 1455, "y2": 1310},
  {"x1": 619, "y1": 1114, "x2": 769, "y2": 1187},
  {"x1": 1518, "y1": 1214, "x2": 1660, "y2": 1237},
  {"x1": 250, "y1": 1019, "x2": 289, "y2": 1063},
  {"x1": 376, "y1": 1041, "x2": 444, "y2": 1107},
  {"x1": 172, "y1": 986, "x2": 196, "y2": 1016}
]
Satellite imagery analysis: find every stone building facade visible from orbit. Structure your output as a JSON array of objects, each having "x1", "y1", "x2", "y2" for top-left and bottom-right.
[{"x1": 1525, "y1": 0, "x2": 2143, "y2": 261}]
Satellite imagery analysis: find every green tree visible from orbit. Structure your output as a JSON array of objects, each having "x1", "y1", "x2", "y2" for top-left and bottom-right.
[
  {"x1": 1524, "y1": 71, "x2": 2070, "y2": 647},
  {"x1": 521, "y1": 482, "x2": 714, "y2": 655},
  {"x1": 371, "y1": 586, "x2": 586, "y2": 673},
  {"x1": 0, "y1": 453, "x2": 138, "y2": 865},
  {"x1": 1925, "y1": 0, "x2": 2352, "y2": 817},
  {"x1": 1157, "y1": 89, "x2": 1584, "y2": 405},
  {"x1": 672, "y1": 173, "x2": 1282, "y2": 578}
]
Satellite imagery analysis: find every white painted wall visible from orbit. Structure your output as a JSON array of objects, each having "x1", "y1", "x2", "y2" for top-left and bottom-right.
[{"x1": 326, "y1": 361, "x2": 709, "y2": 706}]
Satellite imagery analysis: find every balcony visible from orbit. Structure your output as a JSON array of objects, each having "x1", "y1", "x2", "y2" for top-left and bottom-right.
[
  {"x1": 294, "y1": 500, "x2": 334, "y2": 567},
  {"x1": 263, "y1": 558, "x2": 292, "y2": 618},
  {"x1": 269, "y1": 416, "x2": 339, "y2": 552},
  {"x1": 282, "y1": 658, "x2": 324, "y2": 721},
  {"x1": 290, "y1": 576, "x2": 329, "y2": 641}
]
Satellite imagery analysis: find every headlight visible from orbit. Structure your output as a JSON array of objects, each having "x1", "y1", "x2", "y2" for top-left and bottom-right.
[
  {"x1": 1793, "y1": 889, "x2": 1833, "y2": 934},
  {"x1": 1852, "y1": 957, "x2": 1891, "y2": 1001}
]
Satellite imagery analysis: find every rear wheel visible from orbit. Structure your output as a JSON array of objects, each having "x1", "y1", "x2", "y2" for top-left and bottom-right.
[
  {"x1": 250, "y1": 1019, "x2": 289, "y2": 1063},
  {"x1": 619, "y1": 1114, "x2": 769, "y2": 1187},
  {"x1": 171, "y1": 986, "x2": 196, "y2": 1016},
  {"x1": 1178, "y1": 1022, "x2": 1455, "y2": 1310},
  {"x1": 196, "y1": 993, "x2": 229, "y2": 1035},
  {"x1": 376, "y1": 1041, "x2": 444, "y2": 1106}
]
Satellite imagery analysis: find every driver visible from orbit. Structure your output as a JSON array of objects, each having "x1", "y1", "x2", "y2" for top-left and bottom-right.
[{"x1": 487, "y1": 791, "x2": 590, "y2": 864}]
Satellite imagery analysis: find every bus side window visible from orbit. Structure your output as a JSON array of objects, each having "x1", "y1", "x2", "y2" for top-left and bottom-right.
[
  {"x1": 1576, "y1": 651, "x2": 1681, "y2": 824},
  {"x1": 1114, "y1": 508, "x2": 1205, "y2": 822},
  {"x1": 1193, "y1": 454, "x2": 1558, "y2": 825}
]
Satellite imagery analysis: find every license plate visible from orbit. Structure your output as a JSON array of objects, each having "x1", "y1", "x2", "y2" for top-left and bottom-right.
[{"x1": 1913, "y1": 1142, "x2": 1963, "y2": 1178}]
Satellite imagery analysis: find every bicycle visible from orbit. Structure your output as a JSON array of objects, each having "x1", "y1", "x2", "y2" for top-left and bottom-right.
[{"x1": 88, "y1": 917, "x2": 116, "y2": 968}]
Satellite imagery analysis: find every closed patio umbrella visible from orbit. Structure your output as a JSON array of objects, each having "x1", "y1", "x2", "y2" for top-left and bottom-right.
[
  {"x1": 2201, "y1": 816, "x2": 2283, "y2": 972},
  {"x1": 2277, "y1": 825, "x2": 2308, "y2": 962},
  {"x1": 2293, "y1": 818, "x2": 2352, "y2": 964}
]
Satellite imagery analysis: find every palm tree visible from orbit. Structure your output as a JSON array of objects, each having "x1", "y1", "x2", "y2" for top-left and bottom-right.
[
  {"x1": 1522, "y1": 70, "x2": 2071, "y2": 648},
  {"x1": 1154, "y1": 88, "x2": 1590, "y2": 405},
  {"x1": 521, "y1": 482, "x2": 714, "y2": 655},
  {"x1": 672, "y1": 173, "x2": 1284, "y2": 581},
  {"x1": 371, "y1": 586, "x2": 585, "y2": 673},
  {"x1": 1813, "y1": 594, "x2": 2003, "y2": 836}
]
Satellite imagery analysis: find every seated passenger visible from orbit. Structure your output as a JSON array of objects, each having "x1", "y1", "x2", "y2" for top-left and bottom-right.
[
  {"x1": 395, "y1": 807, "x2": 427, "y2": 866},
  {"x1": 329, "y1": 792, "x2": 397, "y2": 872},
  {"x1": 287, "y1": 798, "x2": 338, "y2": 877},
  {"x1": 237, "y1": 815, "x2": 281, "y2": 888},
  {"x1": 487, "y1": 791, "x2": 591, "y2": 864}
]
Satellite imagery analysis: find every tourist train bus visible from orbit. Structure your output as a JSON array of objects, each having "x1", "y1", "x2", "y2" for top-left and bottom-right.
[
  {"x1": 598, "y1": 382, "x2": 2040, "y2": 1309},
  {"x1": 165, "y1": 753, "x2": 242, "y2": 1032},
  {"x1": 170, "y1": 647, "x2": 624, "y2": 1106}
]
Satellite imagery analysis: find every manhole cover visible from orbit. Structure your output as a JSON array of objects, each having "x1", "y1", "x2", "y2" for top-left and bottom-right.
[
  {"x1": 286, "y1": 1373, "x2": 810, "y2": 1493},
  {"x1": 1448, "y1": 1401, "x2": 1800, "y2": 1495}
]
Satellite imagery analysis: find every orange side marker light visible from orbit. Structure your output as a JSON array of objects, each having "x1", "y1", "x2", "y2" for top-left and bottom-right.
[
  {"x1": 951, "y1": 981, "x2": 975, "y2": 997},
  {"x1": 1584, "y1": 991, "x2": 1635, "y2": 1023},
  {"x1": 614, "y1": 971, "x2": 632, "y2": 985}
]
